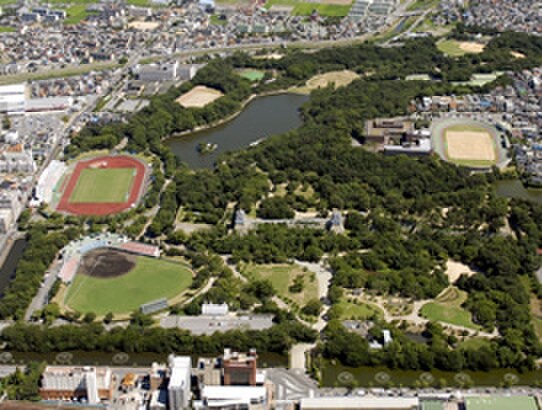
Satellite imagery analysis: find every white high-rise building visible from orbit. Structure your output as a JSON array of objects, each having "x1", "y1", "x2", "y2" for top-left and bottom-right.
[{"x1": 168, "y1": 355, "x2": 192, "y2": 410}]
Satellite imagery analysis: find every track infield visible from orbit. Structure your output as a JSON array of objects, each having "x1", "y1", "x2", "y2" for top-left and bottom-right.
[
  {"x1": 445, "y1": 125, "x2": 496, "y2": 163},
  {"x1": 70, "y1": 168, "x2": 135, "y2": 203},
  {"x1": 56, "y1": 155, "x2": 147, "y2": 216},
  {"x1": 431, "y1": 119, "x2": 504, "y2": 169},
  {"x1": 64, "y1": 253, "x2": 193, "y2": 316}
]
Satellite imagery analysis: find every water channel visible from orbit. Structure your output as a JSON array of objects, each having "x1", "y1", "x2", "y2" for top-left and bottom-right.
[
  {"x1": 0, "y1": 238, "x2": 27, "y2": 296},
  {"x1": 166, "y1": 93, "x2": 309, "y2": 169}
]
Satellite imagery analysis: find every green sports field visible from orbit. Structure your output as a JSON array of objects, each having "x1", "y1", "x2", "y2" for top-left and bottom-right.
[
  {"x1": 64, "y1": 256, "x2": 193, "y2": 315},
  {"x1": 239, "y1": 69, "x2": 265, "y2": 82},
  {"x1": 70, "y1": 168, "x2": 135, "y2": 203}
]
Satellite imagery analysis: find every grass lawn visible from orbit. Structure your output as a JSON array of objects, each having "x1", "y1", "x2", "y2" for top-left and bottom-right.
[
  {"x1": 239, "y1": 69, "x2": 265, "y2": 82},
  {"x1": 336, "y1": 300, "x2": 383, "y2": 320},
  {"x1": 437, "y1": 39, "x2": 467, "y2": 56},
  {"x1": 458, "y1": 337, "x2": 491, "y2": 350},
  {"x1": 65, "y1": 257, "x2": 193, "y2": 315},
  {"x1": 70, "y1": 168, "x2": 135, "y2": 203},
  {"x1": 265, "y1": 0, "x2": 352, "y2": 16},
  {"x1": 0, "y1": 26, "x2": 15, "y2": 32},
  {"x1": 64, "y1": 4, "x2": 100, "y2": 24},
  {"x1": 243, "y1": 263, "x2": 318, "y2": 306},
  {"x1": 420, "y1": 287, "x2": 481, "y2": 330}
]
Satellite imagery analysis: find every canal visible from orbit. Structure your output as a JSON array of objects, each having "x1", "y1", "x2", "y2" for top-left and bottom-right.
[
  {"x1": 0, "y1": 351, "x2": 287, "y2": 368},
  {"x1": 322, "y1": 361, "x2": 542, "y2": 387},
  {"x1": 0, "y1": 238, "x2": 27, "y2": 297},
  {"x1": 166, "y1": 93, "x2": 309, "y2": 169}
]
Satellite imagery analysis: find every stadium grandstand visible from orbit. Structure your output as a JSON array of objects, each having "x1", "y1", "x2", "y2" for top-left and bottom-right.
[
  {"x1": 31, "y1": 160, "x2": 66, "y2": 206},
  {"x1": 113, "y1": 241, "x2": 160, "y2": 258},
  {"x1": 140, "y1": 298, "x2": 169, "y2": 315},
  {"x1": 57, "y1": 234, "x2": 160, "y2": 284}
]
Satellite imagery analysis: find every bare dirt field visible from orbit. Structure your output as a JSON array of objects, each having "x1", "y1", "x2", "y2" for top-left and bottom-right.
[
  {"x1": 128, "y1": 21, "x2": 160, "y2": 30},
  {"x1": 459, "y1": 41, "x2": 485, "y2": 53},
  {"x1": 511, "y1": 51, "x2": 526, "y2": 59},
  {"x1": 293, "y1": 70, "x2": 358, "y2": 94},
  {"x1": 306, "y1": 70, "x2": 359, "y2": 89},
  {"x1": 176, "y1": 85, "x2": 224, "y2": 108},
  {"x1": 446, "y1": 130, "x2": 495, "y2": 161},
  {"x1": 445, "y1": 260, "x2": 477, "y2": 283},
  {"x1": 79, "y1": 248, "x2": 136, "y2": 278}
]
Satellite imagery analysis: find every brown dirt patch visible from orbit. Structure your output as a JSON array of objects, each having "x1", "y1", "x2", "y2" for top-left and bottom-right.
[
  {"x1": 175, "y1": 86, "x2": 224, "y2": 108},
  {"x1": 79, "y1": 248, "x2": 136, "y2": 278},
  {"x1": 445, "y1": 130, "x2": 495, "y2": 161},
  {"x1": 459, "y1": 42, "x2": 485, "y2": 53}
]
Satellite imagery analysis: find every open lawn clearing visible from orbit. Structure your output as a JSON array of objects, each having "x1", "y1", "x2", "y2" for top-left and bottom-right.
[
  {"x1": 445, "y1": 125, "x2": 496, "y2": 162},
  {"x1": 64, "y1": 256, "x2": 193, "y2": 316},
  {"x1": 420, "y1": 287, "x2": 481, "y2": 330},
  {"x1": 458, "y1": 337, "x2": 491, "y2": 350},
  {"x1": 243, "y1": 263, "x2": 318, "y2": 306},
  {"x1": 336, "y1": 299, "x2": 383, "y2": 320},
  {"x1": 0, "y1": 26, "x2": 15, "y2": 32},
  {"x1": 445, "y1": 259, "x2": 477, "y2": 284},
  {"x1": 64, "y1": 5, "x2": 99, "y2": 24},
  {"x1": 69, "y1": 168, "x2": 135, "y2": 203},
  {"x1": 238, "y1": 69, "x2": 265, "y2": 82},
  {"x1": 176, "y1": 86, "x2": 223, "y2": 108},
  {"x1": 437, "y1": 39, "x2": 485, "y2": 57}
]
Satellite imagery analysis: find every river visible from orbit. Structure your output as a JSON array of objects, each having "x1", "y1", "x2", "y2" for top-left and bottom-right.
[
  {"x1": 166, "y1": 93, "x2": 309, "y2": 169},
  {"x1": 0, "y1": 238, "x2": 27, "y2": 297}
]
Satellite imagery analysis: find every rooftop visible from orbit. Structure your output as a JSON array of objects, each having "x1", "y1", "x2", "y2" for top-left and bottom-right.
[{"x1": 465, "y1": 396, "x2": 538, "y2": 410}]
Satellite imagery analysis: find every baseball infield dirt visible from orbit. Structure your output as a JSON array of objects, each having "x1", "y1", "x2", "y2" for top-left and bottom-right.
[{"x1": 78, "y1": 248, "x2": 136, "y2": 278}]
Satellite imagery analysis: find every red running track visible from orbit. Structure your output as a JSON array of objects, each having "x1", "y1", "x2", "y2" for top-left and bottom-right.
[{"x1": 56, "y1": 155, "x2": 146, "y2": 216}]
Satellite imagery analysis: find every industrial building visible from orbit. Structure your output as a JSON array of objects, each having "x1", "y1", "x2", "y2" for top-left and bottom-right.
[
  {"x1": 299, "y1": 397, "x2": 420, "y2": 410},
  {"x1": 167, "y1": 355, "x2": 192, "y2": 410},
  {"x1": 202, "y1": 302, "x2": 229, "y2": 316},
  {"x1": 0, "y1": 84, "x2": 26, "y2": 114},
  {"x1": 39, "y1": 366, "x2": 113, "y2": 404},
  {"x1": 136, "y1": 62, "x2": 179, "y2": 82},
  {"x1": 196, "y1": 385, "x2": 269, "y2": 410}
]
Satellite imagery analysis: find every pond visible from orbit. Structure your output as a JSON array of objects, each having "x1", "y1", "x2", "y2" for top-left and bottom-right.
[
  {"x1": 494, "y1": 179, "x2": 542, "y2": 204},
  {"x1": 166, "y1": 93, "x2": 309, "y2": 169}
]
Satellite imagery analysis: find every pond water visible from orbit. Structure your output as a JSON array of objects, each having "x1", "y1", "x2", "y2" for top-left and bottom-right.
[
  {"x1": 494, "y1": 179, "x2": 542, "y2": 204},
  {"x1": 166, "y1": 93, "x2": 309, "y2": 169}
]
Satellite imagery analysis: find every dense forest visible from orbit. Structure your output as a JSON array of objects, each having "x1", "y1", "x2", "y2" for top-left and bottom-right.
[{"x1": 2, "y1": 31, "x2": 542, "y2": 373}]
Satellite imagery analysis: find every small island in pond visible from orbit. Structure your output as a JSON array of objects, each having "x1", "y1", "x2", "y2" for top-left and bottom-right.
[{"x1": 197, "y1": 142, "x2": 218, "y2": 154}]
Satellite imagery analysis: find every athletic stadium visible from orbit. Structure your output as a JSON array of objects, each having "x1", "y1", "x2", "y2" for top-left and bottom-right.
[
  {"x1": 431, "y1": 117, "x2": 509, "y2": 170},
  {"x1": 46, "y1": 154, "x2": 150, "y2": 216},
  {"x1": 56, "y1": 234, "x2": 193, "y2": 317}
]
